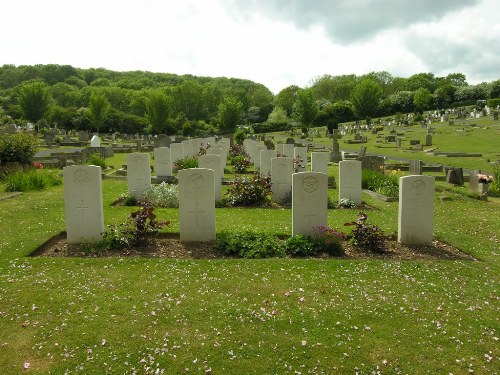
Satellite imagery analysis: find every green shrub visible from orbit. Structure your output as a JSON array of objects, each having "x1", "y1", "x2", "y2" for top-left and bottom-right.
[
  {"x1": 487, "y1": 98, "x2": 500, "y2": 108},
  {"x1": 229, "y1": 143, "x2": 249, "y2": 158},
  {"x1": 142, "y1": 182, "x2": 179, "y2": 208},
  {"x1": 284, "y1": 235, "x2": 317, "y2": 256},
  {"x1": 231, "y1": 155, "x2": 251, "y2": 174},
  {"x1": 3, "y1": 169, "x2": 62, "y2": 192},
  {"x1": 0, "y1": 132, "x2": 38, "y2": 165},
  {"x1": 344, "y1": 213, "x2": 386, "y2": 252},
  {"x1": 86, "y1": 153, "x2": 107, "y2": 169},
  {"x1": 488, "y1": 163, "x2": 500, "y2": 197},
  {"x1": 284, "y1": 226, "x2": 346, "y2": 257},
  {"x1": 215, "y1": 230, "x2": 285, "y2": 258},
  {"x1": 173, "y1": 156, "x2": 198, "y2": 171},
  {"x1": 225, "y1": 172, "x2": 272, "y2": 206},
  {"x1": 362, "y1": 168, "x2": 399, "y2": 198}
]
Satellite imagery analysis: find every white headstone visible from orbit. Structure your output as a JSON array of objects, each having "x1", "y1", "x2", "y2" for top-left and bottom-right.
[
  {"x1": 90, "y1": 135, "x2": 101, "y2": 147},
  {"x1": 276, "y1": 143, "x2": 284, "y2": 155},
  {"x1": 292, "y1": 172, "x2": 328, "y2": 236},
  {"x1": 294, "y1": 147, "x2": 307, "y2": 172},
  {"x1": 207, "y1": 146, "x2": 227, "y2": 175},
  {"x1": 154, "y1": 147, "x2": 172, "y2": 177},
  {"x1": 339, "y1": 160, "x2": 362, "y2": 206},
  {"x1": 170, "y1": 143, "x2": 185, "y2": 169},
  {"x1": 63, "y1": 165, "x2": 104, "y2": 244},
  {"x1": 398, "y1": 176, "x2": 435, "y2": 245},
  {"x1": 271, "y1": 157, "x2": 293, "y2": 203},
  {"x1": 260, "y1": 149, "x2": 276, "y2": 177},
  {"x1": 182, "y1": 140, "x2": 194, "y2": 158},
  {"x1": 198, "y1": 154, "x2": 222, "y2": 201},
  {"x1": 127, "y1": 153, "x2": 151, "y2": 198},
  {"x1": 311, "y1": 152, "x2": 329, "y2": 174},
  {"x1": 178, "y1": 168, "x2": 216, "y2": 242},
  {"x1": 282, "y1": 144, "x2": 295, "y2": 158}
]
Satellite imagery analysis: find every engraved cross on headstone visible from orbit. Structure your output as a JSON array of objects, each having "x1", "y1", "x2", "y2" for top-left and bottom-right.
[{"x1": 77, "y1": 200, "x2": 89, "y2": 218}]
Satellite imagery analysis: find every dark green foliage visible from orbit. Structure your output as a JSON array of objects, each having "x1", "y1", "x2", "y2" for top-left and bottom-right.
[
  {"x1": 233, "y1": 128, "x2": 247, "y2": 145},
  {"x1": 86, "y1": 153, "x2": 106, "y2": 169},
  {"x1": 252, "y1": 121, "x2": 291, "y2": 134},
  {"x1": 284, "y1": 226, "x2": 346, "y2": 257},
  {"x1": 362, "y1": 168, "x2": 399, "y2": 198},
  {"x1": 0, "y1": 132, "x2": 38, "y2": 165},
  {"x1": 284, "y1": 235, "x2": 317, "y2": 256},
  {"x1": 345, "y1": 213, "x2": 386, "y2": 252},
  {"x1": 17, "y1": 81, "x2": 52, "y2": 122},
  {"x1": 3, "y1": 169, "x2": 62, "y2": 192},
  {"x1": 225, "y1": 172, "x2": 272, "y2": 206},
  {"x1": 231, "y1": 155, "x2": 251, "y2": 174},
  {"x1": 123, "y1": 195, "x2": 138, "y2": 206},
  {"x1": 215, "y1": 230, "x2": 285, "y2": 258},
  {"x1": 173, "y1": 156, "x2": 198, "y2": 171}
]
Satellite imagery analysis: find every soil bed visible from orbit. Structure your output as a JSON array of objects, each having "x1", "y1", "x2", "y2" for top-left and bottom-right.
[{"x1": 32, "y1": 232, "x2": 478, "y2": 261}]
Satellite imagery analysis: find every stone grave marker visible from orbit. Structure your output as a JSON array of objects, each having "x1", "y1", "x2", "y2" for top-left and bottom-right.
[
  {"x1": 425, "y1": 134, "x2": 432, "y2": 146},
  {"x1": 178, "y1": 168, "x2": 216, "y2": 242},
  {"x1": 294, "y1": 146, "x2": 307, "y2": 172},
  {"x1": 408, "y1": 160, "x2": 423, "y2": 175},
  {"x1": 359, "y1": 155, "x2": 384, "y2": 172},
  {"x1": 395, "y1": 137, "x2": 402, "y2": 148},
  {"x1": 468, "y1": 170, "x2": 480, "y2": 193},
  {"x1": 446, "y1": 168, "x2": 464, "y2": 186},
  {"x1": 311, "y1": 152, "x2": 329, "y2": 174},
  {"x1": 181, "y1": 140, "x2": 194, "y2": 158},
  {"x1": 339, "y1": 160, "x2": 362, "y2": 206},
  {"x1": 44, "y1": 132, "x2": 55, "y2": 147},
  {"x1": 198, "y1": 154, "x2": 222, "y2": 201},
  {"x1": 282, "y1": 143, "x2": 295, "y2": 158},
  {"x1": 63, "y1": 165, "x2": 104, "y2": 244},
  {"x1": 156, "y1": 134, "x2": 170, "y2": 148},
  {"x1": 292, "y1": 172, "x2": 328, "y2": 236},
  {"x1": 330, "y1": 129, "x2": 342, "y2": 162},
  {"x1": 207, "y1": 146, "x2": 227, "y2": 175},
  {"x1": 170, "y1": 143, "x2": 185, "y2": 169},
  {"x1": 154, "y1": 147, "x2": 172, "y2": 177},
  {"x1": 127, "y1": 153, "x2": 151, "y2": 198},
  {"x1": 78, "y1": 131, "x2": 89, "y2": 142},
  {"x1": 271, "y1": 157, "x2": 293, "y2": 203},
  {"x1": 259, "y1": 149, "x2": 276, "y2": 177},
  {"x1": 253, "y1": 144, "x2": 267, "y2": 169},
  {"x1": 494, "y1": 111, "x2": 499, "y2": 121},
  {"x1": 398, "y1": 175, "x2": 435, "y2": 245},
  {"x1": 90, "y1": 135, "x2": 101, "y2": 147}
]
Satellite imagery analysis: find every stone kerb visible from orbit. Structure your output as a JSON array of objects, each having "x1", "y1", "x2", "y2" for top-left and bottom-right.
[
  {"x1": 292, "y1": 172, "x2": 328, "y2": 236},
  {"x1": 398, "y1": 175, "x2": 435, "y2": 245},
  {"x1": 154, "y1": 147, "x2": 172, "y2": 177},
  {"x1": 63, "y1": 165, "x2": 104, "y2": 244},
  {"x1": 271, "y1": 157, "x2": 293, "y2": 203},
  {"x1": 127, "y1": 153, "x2": 151, "y2": 199},
  {"x1": 198, "y1": 154, "x2": 223, "y2": 201},
  {"x1": 178, "y1": 168, "x2": 216, "y2": 242},
  {"x1": 339, "y1": 160, "x2": 362, "y2": 206}
]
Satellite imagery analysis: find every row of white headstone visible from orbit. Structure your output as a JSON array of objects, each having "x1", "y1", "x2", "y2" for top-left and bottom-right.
[{"x1": 63, "y1": 163, "x2": 434, "y2": 246}]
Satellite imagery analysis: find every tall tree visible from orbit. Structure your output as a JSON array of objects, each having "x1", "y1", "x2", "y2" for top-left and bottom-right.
[
  {"x1": 218, "y1": 97, "x2": 243, "y2": 134},
  {"x1": 145, "y1": 90, "x2": 173, "y2": 134},
  {"x1": 293, "y1": 88, "x2": 319, "y2": 131},
  {"x1": 87, "y1": 91, "x2": 111, "y2": 133},
  {"x1": 274, "y1": 85, "x2": 300, "y2": 116},
  {"x1": 17, "y1": 81, "x2": 52, "y2": 122},
  {"x1": 350, "y1": 78, "x2": 383, "y2": 119},
  {"x1": 413, "y1": 87, "x2": 432, "y2": 112}
]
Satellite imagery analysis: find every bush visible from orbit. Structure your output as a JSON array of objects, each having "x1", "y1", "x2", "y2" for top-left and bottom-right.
[
  {"x1": 3, "y1": 169, "x2": 62, "y2": 192},
  {"x1": 284, "y1": 235, "x2": 317, "y2": 256},
  {"x1": 142, "y1": 182, "x2": 179, "y2": 208},
  {"x1": 338, "y1": 198, "x2": 357, "y2": 208},
  {"x1": 362, "y1": 168, "x2": 399, "y2": 198},
  {"x1": 487, "y1": 98, "x2": 500, "y2": 108},
  {"x1": 284, "y1": 226, "x2": 346, "y2": 257},
  {"x1": 86, "y1": 153, "x2": 107, "y2": 169},
  {"x1": 215, "y1": 230, "x2": 285, "y2": 258},
  {"x1": 225, "y1": 172, "x2": 272, "y2": 206},
  {"x1": 229, "y1": 144, "x2": 249, "y2": 158},
  {"x1": 344, "y1": 213, "x2": 386, "y2": 252},
  {"x1": 231, "y1": 155, "x2": 251, "y2": 174},
  {"x1": 173, "y1": 156, "x2": 198, "y2": 171},
  {"x1": 0, "y1": 132, "x2": 38, "y2": 165},
  {"x1": 488, "y1": 163, "x2": 500, "y2": 197}
]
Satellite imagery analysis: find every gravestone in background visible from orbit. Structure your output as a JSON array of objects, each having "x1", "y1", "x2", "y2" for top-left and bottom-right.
[
  {"x1": 198, "y1": 154, "x2": 222, "y2": 201},
  {"x1": 253, "y1": 144, "x2": 267, "y2": 169},
  {"x1": 127, "y1": 153, "x2": 151, "y2": 198},
  {"x1": 398, "y1": 175, "x2": 435, "y2": 245},
  {"x1": 468, "y1": 170, "x2": 480, "y2": 193},
  {"x1": 154, "y1": 147, "x2": 172, "y2": 177},
  {"x1": 446, "y1": 168, "x2": 464, "y2": 186},
  {"x1": 292, "y1": 172, "x2": 328, "y2": 236},
  {"x1": 294, "y1": 146, "x2": 307, "y2": 172},
  {"x1": 90, "y1": 135, "x2": 101, "y2": 147},
  {"x1": 395, "y1": 137, "x2": 402, "y2": 148},
  {"x1": 425, "y1": 134, "x2": 432, "y2": 146},
  {"x1": 170, "y1": 143, "x2": 185, "y2": 169},
  {"x1": 181, "y1": 140, "x2": 194, "y2": 158},
  {"x1": 156, "y1": 134, "x2": 170, "y2": 148},
  {"x1": 259, "y1": 149, "x2": 276, "y2": 177},
  {"x1": 282, "y1": 144, "x2": 295, "y2": 158},
  {"x1": 311, "y1": 152, "x2": 329, "y2": 174},
  {"x1": 409, "y1": 160, "x2": 423, "y2": 175},
  {"x1": 271, "y1": 157, "x2": 293, "y2": 203},
  {"x1": 178, "y1": 168, "x2": 216, "y2": 242},
  {"x1": 63, "y1": 165, "x2": 104, "y2": 244},
  {"x1": 359, "y1": 156, "x2": 384, "y2": 172},
  {"x1": 339, "y1": 160, "x2": 362, "y2": 206}
]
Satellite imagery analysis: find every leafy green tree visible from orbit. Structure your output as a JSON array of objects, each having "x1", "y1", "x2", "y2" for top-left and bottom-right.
[
  {"x1": 218, "y1": 97, "x2": 243, "y2": 134},
  {"x1": 172, "y1": 80, "x2": 204, "y2": 120},
  {"x1": 445, "y1": 73, "x2": 467, "y2": 87},
  {"x1": 274, "y1": 85, "x2": 300, "y2": 116},
  {"x1": 17, "y1": 81, "x2": 52, "y2": 122},
  {"x1": 413, "y1": 87, "x2": 432, "y2": 112},
  {"x1": 435, "y1": 83, "x2": 457, "y2": 106},
  {"x1": 407, "y1": 73, "x2": 437, "y2": 92},
  {"x1": 489, "y1": 80, "x2": 500, "y2": 98},
  {"x1": 311, "y1": 74, "x2": 357, "y2": 102},
  {"x1": 145, "y1": 90, "x2": 173, "y2": 134},
  {"x1": 293, "y1": 89, "x2": 318, "y2": 131},
  {"x1": 267, "y1": 106, "x2": 289, "y2": 125},
  {"x1": 316, "y1": 100, "x2": 355, "y2": 133},
  {"x1": 350, "y1": 78, "x2": 383, "y2": 119},
  {"x1": 87, "y1": 91, "x2": 111, "y2": 133}
]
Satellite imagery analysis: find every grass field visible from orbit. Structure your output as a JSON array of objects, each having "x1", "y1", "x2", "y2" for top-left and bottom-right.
[{"x1": 0, "y1": 169, "x2": 499, "y2": 374}]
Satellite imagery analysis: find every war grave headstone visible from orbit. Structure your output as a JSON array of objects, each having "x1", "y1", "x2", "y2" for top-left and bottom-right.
[
  {"x1": 154, "y1": 147, "x2": 172, "y2": 177},
  {"x1": 408, "y1": 160, "x2": 423, "y2": 175},
  {"x1": 63, "y1": 165, "x2": 104, "y2": 244},
  {"x1": 282, "y1": 143, "x2": 295, "y2": 158},
  {"x1": 339, "y1": 160, "x2": 362, "y2": 206},
  {"x1": 398, "y1": 175, "x2": 435, "y2": 245},
  {"x1": 181, "y1": 140, "x2": 194, "y2": 158},
  {"x1": 271, "y1": 157, "x2": 293, "y2": 203},
  {"x1": 198, "y1": 154, "x2": 222, "y2": 201},
  {"x1": 292, "y1": 172, "x2": 328, "y2": 236},
  {"x1": 127, "y1": 153, "x2": 151, "y2": 198},
  {"x1": 294, "y1": 147, "x2": 307, "y2": 172},
  {"x1": 178, "y1": 168, "x2": 216, "y2": 242},
  {"x1": 170, "y1": 143, "x2": 185, "y2": 169},
  {"x1": 253, "y1": 144, "x2": 267, "y2": 169},
  {"x1": 90, "y1": 135, "x2": 101, "y2": 147},
  {"x1": 260, "y1": 149, "x2": 276, "y2": 177},
  {"x1": 156, "y1": 134, "x2": 170, "y2": 148},
  {"x1": 311, "y1": 152, "x2": 329, "y2": 174}
]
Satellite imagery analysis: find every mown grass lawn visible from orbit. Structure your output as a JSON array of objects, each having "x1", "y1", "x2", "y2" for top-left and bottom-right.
[{"x1": 0, "y1": 174, "x2": 498, "y2": 374}]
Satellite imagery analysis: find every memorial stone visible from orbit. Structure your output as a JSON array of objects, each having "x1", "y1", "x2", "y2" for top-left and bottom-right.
[
  {"x1": 408, "y1": 160, "x2": 423, "y2": 175},
  {"x1": 259, "y1": 149, "x2": 276, "y2": 177},
  {"x1": 127, "y1": 153, "x2": 151, "y2": 198},
  {"x1": 154, "y1": 147, "x2": 172, "y2": 177},
  {"x1": 198, "y1": 154, "x2": 222, "y2": 201},
  {"x1": 339, "y1": 160, "x2": 362, "y2": 206},
  {"x1": 311, "y1": 152, "x2": 329, "y2": 174},
  {"x1": 271, "y1": 157, "x2": 293, "y2": 203}
]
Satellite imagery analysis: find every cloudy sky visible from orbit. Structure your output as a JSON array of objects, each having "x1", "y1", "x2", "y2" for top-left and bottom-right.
[{"x1": 1, "y1": 0, "x2": 499, "y2": 93}]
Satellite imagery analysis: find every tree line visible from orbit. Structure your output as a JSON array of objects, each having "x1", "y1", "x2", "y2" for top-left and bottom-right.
[{"x1": 1, "y1": 64, "x2": 499, "y2": 136}]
